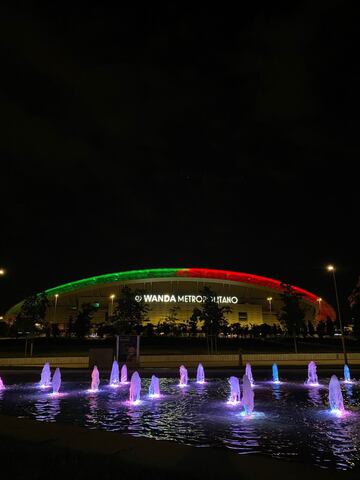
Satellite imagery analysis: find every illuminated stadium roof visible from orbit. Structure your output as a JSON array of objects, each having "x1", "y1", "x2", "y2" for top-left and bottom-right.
[{"x1": 6, "y1": 268, "x2": 335, "y2": 320}]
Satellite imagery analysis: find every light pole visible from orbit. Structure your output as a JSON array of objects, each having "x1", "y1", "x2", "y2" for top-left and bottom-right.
[
  {"x1": 327, "y1": 265, "x2": 348, "y2": 365},
  {"x1": 110, "y1": 294, "x2": 115, "y2": 317},
  {"x1": 53, "y1": 294, "x2": 59, "y2": 323},
  {"x1": 316, "y1": 297, "x2": 322, "y2": 315},
  {"x1": 267, "y1": 297, "x2": 273, "y2": 313}
]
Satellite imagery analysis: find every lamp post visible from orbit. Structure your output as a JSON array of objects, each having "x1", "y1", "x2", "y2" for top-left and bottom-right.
[
  {"x1": 267, "y1": 297, "x2": 273, "y2": 313},
  {"x1": 316, "y1": 297, "x2": 322, "y2": 315},
  {"x1": 110, "y1": 294, "x2": 115, "y2": 317},
  {"x1": 53, "y1": 294, "x2": 59, "y2": 323},
  {"x1": 326, "y1": 265, "x2": 348, "y2": 365}
]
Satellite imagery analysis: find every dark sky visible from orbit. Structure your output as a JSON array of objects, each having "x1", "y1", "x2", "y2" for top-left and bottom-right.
[{"x1": 1, "y1": 2, "x2": 358, "y2": 316}]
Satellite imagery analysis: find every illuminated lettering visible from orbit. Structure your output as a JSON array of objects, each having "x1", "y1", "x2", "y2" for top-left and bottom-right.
[{"x1": 136, "y1": 294, "x2": 239, "y2": 304}]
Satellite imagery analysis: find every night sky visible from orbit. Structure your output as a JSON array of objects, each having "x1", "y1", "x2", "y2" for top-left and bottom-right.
[{"x1": 1, "y1": 2, "x2": 359, "y2": 317}]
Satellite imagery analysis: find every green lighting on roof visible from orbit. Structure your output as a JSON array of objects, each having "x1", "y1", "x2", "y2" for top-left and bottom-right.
[{"x1": 45, "y1": 268, "x2": 182, "y2": 296}]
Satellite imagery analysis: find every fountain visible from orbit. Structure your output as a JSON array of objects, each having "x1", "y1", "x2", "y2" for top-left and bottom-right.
[
  {"x1": 228, "y1": 376, "x2": 240, "y2": 404},
  {"x1": 90, "y1": 365, "x2": 100, "y2": 391},
  {"x1": 129, "y1": 371, "x2": 141, "y2": 403},
  {"x1": 121, "y1": 364, "x2": 128, "y2": 384},
  {"x1": 242, "y1": 374, "x2": 255, "y2": 415},
  {"x1": 179, "y1": 365, "x2": 188, "y2": 387},
  {"x1": 306, "y1": 361, "x2": 319, "y2": 386},
  {"x1": 0, "y1": 377, "x2": 5, "y2": 390},
  {"x1": 40, "y1": 362, "x2": 51, "y2": 388},
  {"x1": 329, "y1": 374, "x2": 345, "y2": 414},
  {"x1": 149, "y1": 375, "x2": 161, "y2": 397},
  {"x1": 109, "y1": 360, "x2": 120, "y2": 387},
  {"x1": 196, "y1": 363, "x2": 205, "y2": 384},
  {"x1": 52, "y1": 368, "x2": 61, "y2": 395},
  {"x1": 245, "y1": 362, "x2": 254, "y2": 386},
  {"x1": 344, "y1": 364, "x2": 352, "y2": 383},
  {"x1": 272, "y1": 363, "x2": 280, "y2": 383}
]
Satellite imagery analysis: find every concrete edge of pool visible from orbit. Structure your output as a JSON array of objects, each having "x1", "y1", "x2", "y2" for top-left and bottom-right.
[{"x1": 0, "y1": 414, "x2": 357, "y2": 480}]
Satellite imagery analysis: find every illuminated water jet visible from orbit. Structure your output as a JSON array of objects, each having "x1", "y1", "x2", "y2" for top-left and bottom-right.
[
  {"x1": 329, "y1": 374, "x2": 345, "y2": 415},
  {"x1": 90, "y1": 365, "x2": 100, "y2": 391},
  {"x1": 228, "y1": 376, "x2": 240, "y2": 404},
  {"x1": 272, "y1": 363, "x2": 280, "y2": 383},
  {"x1": 129, "y1": 371, "x2": 141, "y2": 403},
  {"x1": 149, "y1": 375, "x2": 160, "y2": 397},
  {"x1": 52, "y1": 368, "x2": 61, "y2": 395},
  {"x1": 0, "y1": 377, "x2": 5, "y2": 390},
  {"x1": 39, "y1": 362, "x2": 51, "y2": 388},
  {"x1": 245, "y1": 362, "x2": 254, "y2": 386},
  {"x1": 179, "y1": 365, "x2": 188, "y2": 387},
  {"x1": 109, "y1": 360, "x2": 120, "y2": 387},
  {"x1": 306, "y1": 361, "x2": 319, "y2": 386},
  {"x1": 196, "y1": 363, "x2": 205, "y2": 383},
  {"x1": 242, "y1": 374, "x2": 254, "y2": 415},
  {"x1": 344, "y1": 364, "x2": 352, "y2": 383},
  {"x1": 121, "y1": 364, "x2": 128, "y2": 384}
]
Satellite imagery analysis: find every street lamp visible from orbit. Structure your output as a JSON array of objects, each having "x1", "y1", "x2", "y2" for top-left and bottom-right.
[
  {"x1": 0, "y1": 268, "x2": 5, "y2": 276},
  {"x1": 267, "y1": 297, "x2": 273, "y2": 312},
  {"x1": 316, "y1": 297, "x2": 322, "y2": 314},
  {"x1": 326, "y1": 265, "x2": 348, "y2": 365},
  {"x1": 53, "y1": 294, "x2": 59, "y2": 323},
  {"x1": 110, "y1": 294, "x2": 115, "y2": 317}
]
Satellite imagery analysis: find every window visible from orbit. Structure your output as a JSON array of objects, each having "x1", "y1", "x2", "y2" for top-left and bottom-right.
[{"x1": 238, "y1": 312, "x2": 248, "y2": 322}]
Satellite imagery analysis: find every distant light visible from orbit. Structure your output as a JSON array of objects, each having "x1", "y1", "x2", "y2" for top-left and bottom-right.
[
  {"x1": 110, "y1": 294, "x2": 115, "y2": 299},
  {"x1": 55, "y1": 294, "x2": 59, "y2": 298},
  {"x1": 267, "y1": 297, "x2": 272, "y2": 301},
  {"x1": 0, "y1": 268, "x2": 5, "y2": 276},
  {"x1": 327, "y1": 265, "x2": 335, "y2": 271}
]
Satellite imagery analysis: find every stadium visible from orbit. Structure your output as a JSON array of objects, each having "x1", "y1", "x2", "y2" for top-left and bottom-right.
[{"x1": 5, "y1": 268, "x2": 335, "y2": 331}]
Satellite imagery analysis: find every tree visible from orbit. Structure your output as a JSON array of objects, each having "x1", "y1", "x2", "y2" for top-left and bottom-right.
[
  {"x1": 307, "y1": 320, "x2": 315, "y2": 336},
  {"x1": 14, "y1": 292, "x2": 49, "y2": 336},
  {"x1": 0, "y1": 321, "x2": 9, "y2": 337},
  {"x1": 278, "y1": 283, "x2": 305, "y2": 353},
  {"x1": 162, "y1": 305, "x2": 180, "y2": 335},
  {"x1": 51, "y1": 323, "x2": 60, "y2": 338},
  {"x1": 188, "y1": 307, "x2": 201, "y2": 336},
  {"x1": 316, "y1": 320, "x2": 326, "y2": 339},
  {"x1": 73, "y1": 303, "x2": 98, "y2": 338},
  {"x1": 111, "y1": 286, "x2": 149, "y2": 334},
  {"x1": 349, "y1": 276, "x2": 360, "y2": 338},
  {"x1": 197, "y1": 286, "x2": 231, "y2": 353},
  {"x1": 326, "y1": 317, "x2": 335, "y2": 336},
  {"x1": 143, "y1": 322, "x2": 154, "y2": 336}
]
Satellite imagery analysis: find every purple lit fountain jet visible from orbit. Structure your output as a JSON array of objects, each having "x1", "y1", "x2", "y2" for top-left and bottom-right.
[{"x1": 149, "y1": 375, "x2": 161, "y2": 397}]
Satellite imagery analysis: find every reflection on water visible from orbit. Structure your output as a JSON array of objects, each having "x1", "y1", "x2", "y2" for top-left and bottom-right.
[
  {"x1": 307, "y1": 386, "x2": 323, "y2": 407},
  {"x1": 34, "y1": 395, "x2": 61, "y2": 422},
  {"x1": 1, "y1": 376, "x2": 360, "y2": 471},
  {"x1": 271, "y1": 383, "x2": 282, "y2": 402}
]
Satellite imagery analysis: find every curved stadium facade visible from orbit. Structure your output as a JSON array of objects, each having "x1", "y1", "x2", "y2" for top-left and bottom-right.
[{"x1": 6, "y1": 268, "x2": 335, "y2": 330}]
